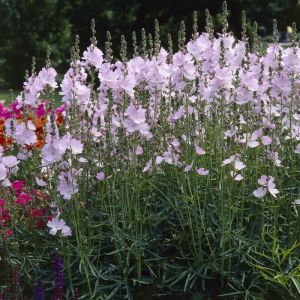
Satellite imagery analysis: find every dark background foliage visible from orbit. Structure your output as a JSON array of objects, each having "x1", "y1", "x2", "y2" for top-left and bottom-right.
[{"x1": 0, "y1": 0, "x2": 300, "y2": 89}]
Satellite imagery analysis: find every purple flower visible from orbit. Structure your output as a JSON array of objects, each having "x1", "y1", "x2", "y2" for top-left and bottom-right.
[
  {"x1": 54, "y1": 255, "x2": 64, "y2": 300},
  {"x1": 34, "y1": 281, "x2": 44, "y2": 300}
]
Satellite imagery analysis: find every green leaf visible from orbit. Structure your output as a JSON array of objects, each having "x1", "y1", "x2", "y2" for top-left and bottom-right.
[{"x1": 291, "y1": 277, "x2": 300, "y2": 295}]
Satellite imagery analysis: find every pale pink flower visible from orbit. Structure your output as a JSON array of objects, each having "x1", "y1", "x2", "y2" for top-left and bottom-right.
[
  {"x1": 184, "y1": 162, "x2": 194, "y2": 172},
  {"x1": 136, "y1": 146, "x2": 143, "y2": 155},
  {"x1": 258, "y1": 175, "x2": 268, "y2": 186},
  {"x1": 247, "y1": 140, "x2": 259, "y2": 148},
  {"x1": 35, "y1": 177, "x2": 46, "y2": 187},
  {"x1": 2, "y1": 156, "x2": 19, "y2": 168},
  {"x1": 96, "y1": 172, "x2": 105, "y2": 181},
  {"x1": 143, "y1": 160, "x2": 152, "y2": 172},
  {"x1": 47, "y1": 216, "x2": 72, "y2": 237},
  {"x1": 267, "y1": 177, "x2": 279, "y2": 198},
  {"x1": 196, "y1": 168, "x2": 209, "y2": 176},
  {"x1": 83, "y1": 45, "x2": 103, "y2": 69},
  {"x1": 38, "y1": 67, "x2": 58, "y2": 89},
  {"x1": 234, "y1": 174, "x2": 244, "y2": 181},
  {"x1": 261, "y1": 135, "x2": 272, "y2": 146},
  {"x1": 253, "y1": 187, "x2": 267, "y2": 198},
  {"x1": 195, "y1": 146, "x2": 206, "y2": 155},
  {"x1": 234, "y1": 161, "x2": 246, "y2": 171},
  {"x1": 0, "y1": 163, "x2": 7, "y2": 181},
  {"x1": 47, "y1": 217, "x2": 66, "y2": 235}
]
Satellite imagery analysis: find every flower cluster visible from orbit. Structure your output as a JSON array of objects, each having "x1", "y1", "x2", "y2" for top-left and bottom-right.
[
  {"x1": 2, "y1": 4, "x2": 300, "y2": 296},
  {"x1": 0, "y1": 25, "x2": 299, "y2": 242}
]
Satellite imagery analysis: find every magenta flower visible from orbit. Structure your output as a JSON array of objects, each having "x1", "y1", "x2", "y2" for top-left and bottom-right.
[{"x1": 11, "y1": 180, "x2": 25, "y2": 192}]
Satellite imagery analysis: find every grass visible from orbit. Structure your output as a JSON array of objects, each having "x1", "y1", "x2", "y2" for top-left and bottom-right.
[{"x1": 0, "y1": 90, "x2": 10, "y2": 101}]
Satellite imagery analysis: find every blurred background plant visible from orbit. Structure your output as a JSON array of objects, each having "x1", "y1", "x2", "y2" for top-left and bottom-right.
[{"x1": 1, "y1": 0, "x2": 300, "y2": 92}]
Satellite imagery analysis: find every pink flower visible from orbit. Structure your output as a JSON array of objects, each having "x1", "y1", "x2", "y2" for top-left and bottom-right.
[
  {"x1": 254, "y1": 175, "x2": 279, "y2": 198},
  {"x1": 5, "y1": 229, "x2": 13, "y2": 236},
  {"x1": 83, "y1": 45, "x2": 103, "y2": 69},
  {"x1": 295, "y1": 144, "x2": 300, "y2": 154},
  {"x1": 47, "y1": 216, "x2": 72, "y2": 237},
  {"x1": 247, "y1": 140, "x2": 259, "y2": 148},
  {"x1": 196, "y1": 168, "x2": 209, "y2": 176},
  {"x1": 143, "y1": 160, "x2": 152, "y2": 172},
  {"x1": 195, "y1": 146, "x2": 206, "y2": 155},
  {"x1": 267, "y1": 177, "x2": 279, "y2": 198},
  {"x1": 12, "y1": 180, "x2": 25, "y2": 192},
  {"x1": 184, "y1": 162, "x2": 194, "y2": 172},
  {"x1": 234, "y1": 161, "x2": 246, "y2": 171},
  {"x1": 230, "y1": 171, "x2": 243, "y2": 181},
  {"x1": 136, "y1": 146, "x2": 143, "y2": 155},
  {"x1": 96, "y1": 172, "x2": 105, "y2": 181},
  {"x1": 234, "y1": 174, "x2": 244, "y2": 181},
  {"x1": 258, "y1": 175, "x2": 268, "y2": 186},
  {"x1": 38, "y1": 67, "x2": 58, "y2": 89},
  {"x1": 15, "y1": 192, "x2": 32, "y2": 205},
  {"x1": 2, "y1": 156, "x2": 19, "y2": 168},
  {"x1": 35, "y1": 177, "x2": 46, "y2": 187},
  {"x1": 57, "y1": 169, "x2": 80, "y2": 200},
  {"x1": 253, "y1": 187, "x2": 267, "y2": 198},
  {"x1": 261, "y1": 135, "x2": 272, "y2": 146}
]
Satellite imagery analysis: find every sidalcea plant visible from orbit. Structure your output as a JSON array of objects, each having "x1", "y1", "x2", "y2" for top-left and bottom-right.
[{"x1": 1, "y1": 3, "x2": 300, "y2": 299}]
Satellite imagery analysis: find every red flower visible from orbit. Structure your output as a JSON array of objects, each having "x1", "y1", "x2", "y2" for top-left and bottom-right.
[
  {"x1": 0, "y1": 207, "x2": 11, "y2": 225},
  {"x1": 15, "y1": 192, "x2": 32, "y2": 205},
  {"x1": 5, "y1": 229, "x2": 13, "y2": 236}
]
